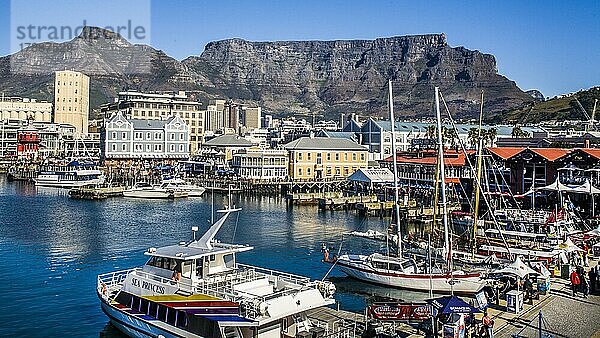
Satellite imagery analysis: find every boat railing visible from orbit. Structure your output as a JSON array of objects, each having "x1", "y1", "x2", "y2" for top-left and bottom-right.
[
  {"x1": 236, "y1": 263, "x2": 312, "y2": 285},
  {"x1": 194, "y1": 265, "x2": 333, "y2": 320},
  {"x1": 97, "y1": 268, "x2": 136, "y2": 299}
]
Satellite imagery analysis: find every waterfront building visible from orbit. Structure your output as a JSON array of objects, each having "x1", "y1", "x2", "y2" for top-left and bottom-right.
[
  {"x1": 200, "y1": 134, "x2": 254, "y2": 164},
  {"x1": 0, "y1": 96, "x2": 52, "y2": 123},
  {"x1": 54, "y1": 70, "x2": 90, "y2": 135},
  {"x1": 381, "y1": 149, "x2": 474, "y2": 188},
  {"x1": 231, "y1": 147, "x2": 289, "y2": 180},
  {"x1": 0, "y1": 120, "x2": 77, "y2": 159},
  {"x1": 284, "y1": 136, "x2": 368, "y2": 180},
  {"x1": 313, "y1": 120, "x2": 338, "y2": 131},
  {"x1": 16, "y1": 128, "x2": 39, "y2": 160},
  {"x1": 102, "y1": 112, "x2": 189, "y2": 162},
  {"x1": 350, "y1": 118, "x2": 544, "y2": 161},
  {"x1": 100, "y1": 91, "x2": 203, "y2": 153}
]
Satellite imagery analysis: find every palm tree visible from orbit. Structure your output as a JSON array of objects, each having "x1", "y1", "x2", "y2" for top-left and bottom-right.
[
  {"x1": 467, "y1": 127, "x2": 479, "y2": 149},
  {"x1": 485, "y1": 127, "x2": 497, "y2": 147},
  {"x1": 426, "y1": 125, "x2": 437, "y2": 140}
]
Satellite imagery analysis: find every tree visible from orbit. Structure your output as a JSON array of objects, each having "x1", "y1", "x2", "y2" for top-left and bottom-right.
[
  {"x1": 511, "y1": 126, "x2": 529, "y2": 138},
  {"x1": 485, "y1": 127, "x2": 497, "y2": 147},
  {"x1": 467, "y1": 127, "x2": 479, "y2": 149}
]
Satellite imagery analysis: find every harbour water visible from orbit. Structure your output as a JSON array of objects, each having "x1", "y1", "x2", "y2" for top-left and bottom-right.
[{"x1": 0, "y1": 176, "x2": 430, "y2": 337}]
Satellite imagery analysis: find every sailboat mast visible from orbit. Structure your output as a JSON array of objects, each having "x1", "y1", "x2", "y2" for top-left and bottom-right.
[
  {"x1": 434, "y1": 87, "x2": 450, "y2": 257},
  {"x1": 472, "y1": 90, "x2": 484, "y2": 257},
  {"x1": 388, "y1": 80, "x2": 403, "y2": 256}
]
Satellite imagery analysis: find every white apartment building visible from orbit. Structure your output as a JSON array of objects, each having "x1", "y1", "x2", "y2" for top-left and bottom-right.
[
  {"x1": 0, "y1": 96, "x2": 52, "y2": 123},
  {"x1": 231, "y1": 147, "x2": 289, "y2": 180}
]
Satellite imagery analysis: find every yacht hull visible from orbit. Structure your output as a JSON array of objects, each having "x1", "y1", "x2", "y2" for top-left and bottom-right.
[
  {"x1": 122, "y1": 190, "x2": 186, "y2": 199},
  {"x1": 100, "y1": 294, "x2": 201, "y2": 338},
  {"x1": 335, "y1": 259, "x2": 485, "y2": 294},
  {"x1": 34, "y1": 177, "x2": 104, "y2": 188}
]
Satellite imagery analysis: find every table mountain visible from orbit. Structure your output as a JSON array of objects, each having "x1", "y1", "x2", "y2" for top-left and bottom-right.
[{"x1": 0, "y1": 27, "x2": 533, "y2": 119}]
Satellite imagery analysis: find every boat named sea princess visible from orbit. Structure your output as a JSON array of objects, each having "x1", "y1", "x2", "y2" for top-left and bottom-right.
[
  {"x1": 97, "y1": 206, "x2": 337, "y2": 338},
  {"x1": 35, "y1": 160, "x2": 105, "y2": 188}
]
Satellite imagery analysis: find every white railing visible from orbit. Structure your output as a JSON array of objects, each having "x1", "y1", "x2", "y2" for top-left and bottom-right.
[
  {"x1": 97, "y1": 268, "x2": 136, "y2": 299},
  {"x1": 236, "y1": 263, "x2": 311, "y2": 286}
]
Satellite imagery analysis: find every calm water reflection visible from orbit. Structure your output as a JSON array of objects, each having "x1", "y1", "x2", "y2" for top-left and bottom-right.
[{"x1": 0, "y1": 177, "x2": 427, "y2": 337}]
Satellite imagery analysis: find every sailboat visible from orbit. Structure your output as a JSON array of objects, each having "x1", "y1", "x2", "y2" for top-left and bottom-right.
[{"x1": 333, "y1": 84, "x2": 487, "y2": 294}]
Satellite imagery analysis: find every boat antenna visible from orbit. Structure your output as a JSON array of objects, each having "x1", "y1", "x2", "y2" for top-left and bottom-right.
[
  {"x1": 434, "y1": 87, "x2": 450, "y2": 261},
  {"x1": 388, "y1": 79, "x2": 403, "y2": 256}
]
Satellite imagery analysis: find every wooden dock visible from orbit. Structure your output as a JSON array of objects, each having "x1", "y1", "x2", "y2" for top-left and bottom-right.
[
  {"x1": 68, "y1": 185, "x2": 125, "y2": 200},
  {"x1": 305, "y1": 306, "x2": 364, "y2": 337},
  {"x1": 317, "y1": 195, "x2": 378, "y2": 210},
  {"x1": 286, "y1": 191, "x2": 343, "y2": 205}
]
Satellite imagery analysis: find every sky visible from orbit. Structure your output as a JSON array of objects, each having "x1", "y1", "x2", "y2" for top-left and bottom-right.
[{"x1": 0, "y1": 0, "x2": 598, "y2": 98}]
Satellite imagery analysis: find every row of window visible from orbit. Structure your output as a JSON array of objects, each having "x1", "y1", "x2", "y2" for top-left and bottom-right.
[
  {"x1": 110, "y1": 132, "x2": 186, "y2": 141},
  {"x1": 110, "y1": 143, "x2": 186, "y2": 152},
  {"x1": 132, "y1": 102, "x2": 200, "y2": 111},
  {"x1": 297, "y1": 166, "x2": 360, "y2": 177},
  {"x1": 296, "y1": 151, "x2": 365, "y2": 162}
]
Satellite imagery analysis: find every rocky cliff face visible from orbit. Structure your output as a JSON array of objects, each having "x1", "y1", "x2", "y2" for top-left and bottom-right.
[
  {"x1": 184, "y1": 34, "x2": 532, "y2": 118},
  {"x1": 0, "y1": 27, "x2": 532, "y2": 119}
]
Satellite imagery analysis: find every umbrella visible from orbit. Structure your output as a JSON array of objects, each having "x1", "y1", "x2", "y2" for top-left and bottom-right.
[
  {"x1": 555, "y1": 238, "x2": 583, "y2": 253},
  {"x1": 428, "y1": 295, "x2": 481, "y2": 314},
  {"x1": 492, "y1": 256, "x2": 538, "y2": 278}
]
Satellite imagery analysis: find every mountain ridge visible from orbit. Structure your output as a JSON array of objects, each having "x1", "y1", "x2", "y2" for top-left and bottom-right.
[{"x1": 0, "y1": 27, "x2": 533, "y2": 120}]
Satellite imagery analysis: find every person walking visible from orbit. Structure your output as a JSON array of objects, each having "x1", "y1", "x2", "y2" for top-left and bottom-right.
[
  {"x1": 590, "y1": 266, "x2": 597, "y2": 295},
  {"x1": 580, "y1": 270, "x2": 589, "y2": 298},
  {"x1": 482, "y1": 310, "x2": 494, "y2": 338},
  {"x1": 570, "y1": 269, "x2": 580, "y2": 297}
]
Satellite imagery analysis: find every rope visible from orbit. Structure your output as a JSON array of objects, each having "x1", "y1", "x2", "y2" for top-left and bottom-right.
[
  {"x1": 321, "y1": 238, "x2": 343, "y2": 282},
  {"x1": 231, "y1": 212, "x2": 240, "y2": 242}
]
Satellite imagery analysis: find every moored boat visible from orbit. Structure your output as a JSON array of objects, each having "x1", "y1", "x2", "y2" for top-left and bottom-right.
[
  {"x1": 97, "y1": 205, "x2": 338, "y2": 338},
  {"x1": 34, "y1": 160, "x2": 105, "y2": 188},
  {"x1": 161, "y1": 177, "x2": 206, "y2": 197},
  {"x1": 123, "y1": 182, "x2": 188, "y2": 199}
]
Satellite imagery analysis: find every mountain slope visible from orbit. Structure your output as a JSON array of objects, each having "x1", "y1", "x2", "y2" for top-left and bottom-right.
[
  {"x1": 491, "y1": 87, "x2": 600, "y2": 124},
  {"x1": 0, "y1": 27, "x2": 533, "y2": 119}
]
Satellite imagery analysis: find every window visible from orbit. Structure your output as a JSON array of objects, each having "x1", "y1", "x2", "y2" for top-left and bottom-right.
[
  {"x1": 298, "y1": 152, "x2": 303, "y2": 161},
  {"x1": 180, "y1": 133, "x2": 184, "y2": 140},
  {"x1": 170, "y1": 145, "x2": 175, "y2": 152},
  {"x1": 298, "y1": 168, "x2": 303, "y2": 176},
  {"x1": 352, "y1": 153, "x2": 357, "y2": 161},
  {"x1": 360, "y1": 153, "x2": 365, "y2": 161},
  {"x1": 344, "y1": 153, "x2": 348, "y2": 161},
  {"x1": 170, "y1": 134, "x2": 175, "y2": 140},
  {"x1": 179, "y1": 144, "x2": 184, "y2": 152},
  {"x1": 122, "y1": 144, "x2": 126, "y2": 151},
  {"x1": 307, "y1": 153, "x2": 312, "y2": 161},
  {"x1": 307, "y1": 167, "x2": 311, "y2": 176},
  {"x1": 111, "y1": 144, "x2": 116, "y2": 151},
  {"x1": 335, "y1": 153, "x2": 340, "y2": 161},
  {"x1": 147, "y1": 132, "x2": 151, "y2": 140},
  {"x1": 122, "y1": 132, "x2": 126, "y2": 139},
  {"x1": 111, "y1": 132, "x2": 116, "y2": 139},
  {"x1": 326, "y1": 153, "x2": 331, "y2": 161}
]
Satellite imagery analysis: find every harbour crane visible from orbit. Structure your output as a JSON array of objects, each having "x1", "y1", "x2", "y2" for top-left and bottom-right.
[{"x1": 574, "y1": 97, "x2": 598, "y2": 132}]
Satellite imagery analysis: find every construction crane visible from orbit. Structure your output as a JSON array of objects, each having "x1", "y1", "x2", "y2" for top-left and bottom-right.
[{"x1": 574, "y1": 97, "x2": 598, "y2": 132}]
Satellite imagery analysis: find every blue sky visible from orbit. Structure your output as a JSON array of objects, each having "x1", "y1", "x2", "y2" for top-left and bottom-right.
[{"x1": 0, "y1": 0, "x2": 598, "y2": 97}]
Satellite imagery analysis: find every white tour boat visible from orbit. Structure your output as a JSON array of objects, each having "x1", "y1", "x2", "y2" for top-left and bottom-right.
[
  {"x1": 123, "y1": 182, "x2": 188, "y2": 199},
  {"x1": 34, "y1": 160, "x2": 105, "y2": 188},
  {"x1": 332, "y1": 84, "x2": 487, "y2": 295},
  {"x1": 97, "y1": 205, "x2": 338, "y2": 338},
  {"x1": 161, "y1": 177, "x2": 206, "y2": 197}
]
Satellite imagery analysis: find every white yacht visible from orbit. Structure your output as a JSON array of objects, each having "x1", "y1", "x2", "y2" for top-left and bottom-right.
[
  {"x1": 97, "y1": 206, "x2": 337, "y2": 338},
  {"x1": 335, "y1": 253, "x2": 485, "y2": 294},
  {"x1": 35, "y1": 160, "x2": 105, "y2": 188},
  {"x1": 161, "y1": 177, "x2": 206, "y2": 197},
  {"x1": 123, "y1": 182, "x2": 188, "y2": 199},
  {"x1": 332, "y1": 84, "x2": 486, "y2": 295}
]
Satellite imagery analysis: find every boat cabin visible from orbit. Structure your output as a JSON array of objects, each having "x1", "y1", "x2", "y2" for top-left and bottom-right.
[
  {"x1": 368, "y1": 253, "x2": 418, "y2": 274},
  {"x1": 142, "y1": 242, "x2": 253, "y2": 284}
]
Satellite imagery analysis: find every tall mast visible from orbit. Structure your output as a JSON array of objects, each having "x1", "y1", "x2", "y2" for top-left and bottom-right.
[
  {"x1": 472, "y1": 90, "x2": 484, "y2": 257},
  {"x1": 434, "y1": 87, "x2": 450, "y2": 258},
  {"x1": 388, "y1": 80, "x2": 402, "y2": 256}
]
